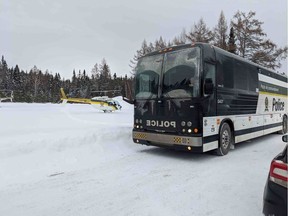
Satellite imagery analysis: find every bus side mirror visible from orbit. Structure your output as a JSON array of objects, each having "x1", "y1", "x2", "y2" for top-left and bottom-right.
[
  {"x1": 122, "y1": 96, "x2": 135, "y2": 105},
  {"x1": 204, "y1": 78, "x2": 214, "y2": 95},
  {"x1": 283, "y1": 135, "x2": 288, "y2": 143}
]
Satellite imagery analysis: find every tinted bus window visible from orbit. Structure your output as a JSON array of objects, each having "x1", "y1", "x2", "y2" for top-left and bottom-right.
[
  {"x1": 234, "y1": 60, "x2": 248, "y2": 90},
  {"x1": 223, "y1": 56, "x2": 234, "y2": 88},
  {"x1": 247, "y1": 65, "x2": 258, "y2": 92}
]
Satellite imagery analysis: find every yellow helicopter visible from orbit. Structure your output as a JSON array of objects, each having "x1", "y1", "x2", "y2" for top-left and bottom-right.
[{"x1": 60, "y1": 88, "x2": 122, "y2": 113}]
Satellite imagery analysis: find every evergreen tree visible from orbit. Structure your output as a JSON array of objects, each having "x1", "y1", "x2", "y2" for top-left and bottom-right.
[
  {"x1": 0, "y1": 56, "x2": 13, "y2": 90},
  {"x1": 82, "y1": 69, "x2": 86, "y2": 82},
  {"x1": 48, "y1": 74, "x2": 54, "y2": 101},
  {"x1": 77, "y1": 70, "x2": 82, "y2": 89},
  {"x1": 11, "y1": 65, "x2": 24, "y2": 101},
  {"x1": 13, "y1": 65, "x2": 21, "y2": 88},
  {"x1": 228, "y1": 27, "x2": 237, "y2": 54},
  {"x1": 99, "y1": 58, "x2": 111, "y2": 91},
  {"x1": 71, "y1": 69, "x2": 77, "y2": 89},
  {"x1": 0, "y1": 56, "x2": 8, "y2": 89},
  {"x1": 53, "y1": 73, "x2": 62, "y2": 100},
  {"x1": 186, "y1": 18, "x2": 214, "y2": 43}
]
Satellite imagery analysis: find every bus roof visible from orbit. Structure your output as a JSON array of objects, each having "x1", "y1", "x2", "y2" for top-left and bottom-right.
[{"x1": 141, "y1": 42, "x2": 287, "y2": 81}]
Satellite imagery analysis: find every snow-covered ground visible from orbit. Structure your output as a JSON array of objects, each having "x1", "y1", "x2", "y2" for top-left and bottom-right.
[{"x1": 0, "y1": 98, "x2": 286, "y2": 216}]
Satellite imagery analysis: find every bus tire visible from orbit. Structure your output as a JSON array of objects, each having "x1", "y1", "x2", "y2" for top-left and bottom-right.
[{"x1": 216, "y1": 123, "x2": 232, "y2": 156}]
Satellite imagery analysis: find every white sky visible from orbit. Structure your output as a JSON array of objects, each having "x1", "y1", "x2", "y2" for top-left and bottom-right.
[{"x1": 0, "y1": 0, "x2": 287, "y2": 79}]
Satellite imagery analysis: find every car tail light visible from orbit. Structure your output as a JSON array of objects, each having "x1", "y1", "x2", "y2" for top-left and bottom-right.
[{"x1": 269, "y1": 160, "x2": 288, "y2": 188}]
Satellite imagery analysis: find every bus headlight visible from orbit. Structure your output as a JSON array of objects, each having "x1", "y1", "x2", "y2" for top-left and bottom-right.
[
  {"x1": 187, "y1": 121, "x2": 192, "y2": 127},
  {"x1": 134, "y1": 119, "x2": 143, "y2": 129},
  {"x1": 188, "y1": 129, "x2": 192, "y2": 133},
  {"x1": 181, "y1": 121, "x2": 186, "y2": 127}
]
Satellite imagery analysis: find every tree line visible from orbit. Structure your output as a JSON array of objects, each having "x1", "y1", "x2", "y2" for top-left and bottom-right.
[
  {"x1": 130, "y1": 10, "x2": 287, "y2": 74},
  {"x1": 0, "y1": 57, "x2": 132, "y2": 103}
]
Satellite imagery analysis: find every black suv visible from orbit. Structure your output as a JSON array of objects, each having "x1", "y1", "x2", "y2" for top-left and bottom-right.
[{"x1": 263, "y1": 135, "x2": 288, "y2": 216}]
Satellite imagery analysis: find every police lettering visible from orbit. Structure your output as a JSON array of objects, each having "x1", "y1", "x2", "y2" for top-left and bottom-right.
[
  {"x1": 146, "y1": 120, "x2": 176, "y2": 128},
  {"x1": 272, "y1": 98, "x2": 284, "y2": 111}
]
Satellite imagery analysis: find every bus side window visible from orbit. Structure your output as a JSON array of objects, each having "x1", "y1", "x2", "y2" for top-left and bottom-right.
[
  {"x1": 204, "y1": 63, "x2": 216, "y2": 85},
  {"x1": 234, "y1": 60, "x2": 248, "y2": 90}
]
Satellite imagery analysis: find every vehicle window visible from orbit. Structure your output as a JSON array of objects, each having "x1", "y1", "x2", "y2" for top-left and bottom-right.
[
  {"x1": 135, "y1": 55, "x2": 163, "y2": 99},
  {"x1": 247, "y1": 65, "x2": 258, "y2": 91},
  {"x1": 217, "y1": 53, "x2": 234, "y2": 89},
  {"x1": 162, "y1": 47, "x2": 200, "y2": 98},
  {"x1": 136, "y1": 71, "x2": 159, "y2": 99},
  {"x1": 204, "y1": 62, "x2": 216, "y2": 84},
  {"x1": 234, "y1": 60, "x2": 248, "y2": 90}
]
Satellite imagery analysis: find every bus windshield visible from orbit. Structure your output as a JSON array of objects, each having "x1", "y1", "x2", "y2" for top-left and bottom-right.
[
  {"x1": 162, "y1": 47, "x2": 200, "y2": 98},
  {"x1": 135, "y1": 47, "x2": 201, "y2": 99},
  {"x1": 135, "y1": 54, "x2": 162, "y2": 99}
]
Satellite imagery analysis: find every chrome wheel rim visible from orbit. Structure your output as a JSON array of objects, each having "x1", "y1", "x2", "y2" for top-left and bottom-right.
[{"x1": 221, "y1": 130, "x2": 230, "y2": 149}]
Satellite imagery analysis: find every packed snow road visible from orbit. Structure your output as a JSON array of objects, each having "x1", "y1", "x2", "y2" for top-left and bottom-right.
[{"x1": 0, "y1": 99, "x2": 285, "y2": 216}]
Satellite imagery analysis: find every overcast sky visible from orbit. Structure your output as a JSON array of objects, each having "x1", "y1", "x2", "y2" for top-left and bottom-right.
[{"x1": 0, "y1": 0, "x2": 287, "y2": 79}]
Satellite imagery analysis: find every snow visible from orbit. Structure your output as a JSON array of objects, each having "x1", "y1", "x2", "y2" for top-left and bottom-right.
[{"x1": 0, "y1": 98, "x2": 286, "y2": 216}]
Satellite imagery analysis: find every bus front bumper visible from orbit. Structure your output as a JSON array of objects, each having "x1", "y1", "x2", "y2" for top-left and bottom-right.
[{"x1": 133, "y1": 130, "x2": 203, "y2": 150}]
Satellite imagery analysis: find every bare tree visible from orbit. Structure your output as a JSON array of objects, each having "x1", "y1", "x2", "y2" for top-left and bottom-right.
[
  {"x1": 129, "y1": 40, "x2": 154, "y2": 75},
  {"x1": 213, "y1": 11, "x2": 228, "y2": 50},
  {"x1": 186, "y1": 18, "x2": 214, "y2": 43},
  {"x1": 154, "y1": 36, "x2": 167, "y2": 51},
  {"x1": 231, "y1": 11, "x2": 287, "y2": 69},
  {"x1": 251, "y1": 40, "x2": 288, "y2": 69}
]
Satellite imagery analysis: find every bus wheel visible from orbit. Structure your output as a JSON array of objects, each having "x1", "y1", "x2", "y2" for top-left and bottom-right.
[
  {"x1": 216, "y1": 123, "x2": 233, "y2": 156},
  {"x1": 282, "y1": 115, "x2": 287, "y2": 134}
]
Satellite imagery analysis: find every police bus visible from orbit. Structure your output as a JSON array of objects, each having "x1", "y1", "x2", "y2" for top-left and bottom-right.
[{"x1": 129, "y1": 43, "x2": 287, "y2": 156}]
